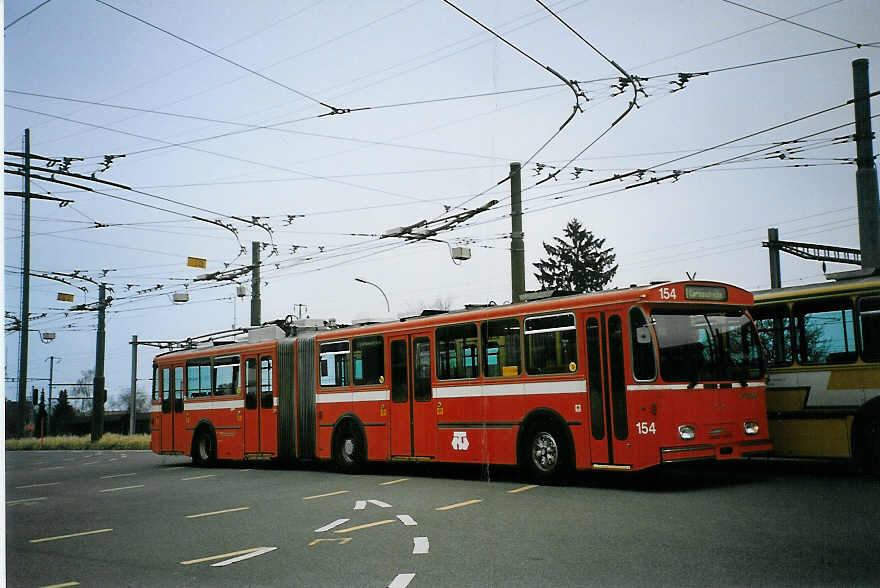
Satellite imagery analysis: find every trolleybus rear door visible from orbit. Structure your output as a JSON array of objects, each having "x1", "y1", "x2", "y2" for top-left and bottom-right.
[
  {"x1": 160, "y1": 366, "x2": 174, "y2": 452},
  {"x1": 389, "y1": 333, "x2": 436, "y2": 457},
  {"x1": 259, "y1": 354, "x2": 277, "y2": 455},
  {"x1": 244, "y1": 355, "x2": 260, "y2": 454}
]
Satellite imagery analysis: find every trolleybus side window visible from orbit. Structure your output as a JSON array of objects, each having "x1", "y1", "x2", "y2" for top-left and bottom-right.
[
  {"x1": 524, "y1": 312, "x2": 578, "y2": 375},
  {"x1": 859, "y1": 296, "x2": 880, "y2": 362},
  {"x1": 260, "y1": 357, "x2": 273, "y2": 409},
  {"x1": 320, "y1": 341, "x2": 350, "y2": 387},
  {"x1": 186, "y1": 358, "x2": 211, "y2": 398},
  {"x1": 794, "y1": 300, "x2": 856, "y2": 364},
  {"x1": 752, "y1": 305, "x2": 793, "y2": 366},
  {"x1": 245, "y1": 358, "x2": 257, "y2": 409},
  {"x1": 609, "y1": 315, "x2": 628, "y2": 440},
  {"x1": 213, "y1": 356, "x2": 240, "y2": 396},
  {"x1": 174, "y1": 366, "x2": 184, "y2": 411},
  {"x1": 436, "y1": 323, "x2": 479, "y2": 380},
  {"x1": 391, "y1": 341, "x2": 408, "y2": 403},
  {"x1": 152, "y1": 365, "x2": 159, "y2": 402},
  {"x1": 414, "y1": 338, "x2": 432, "y2": 401},
  {"x1": 585, "y1": 318, "x2": 604, "y2": 441},
  {"x1": 481, "y1": 318, "x2": 521, "y2": 378},
  {"x1": 161, "y1": 367, "x2": 171, "y2": 412},
  {"x1": 353, "y1": 336, "x2": 384, "y2": 386},
  {"x1": 629, "y1": 307, "x2": 656, "y2": 381}
]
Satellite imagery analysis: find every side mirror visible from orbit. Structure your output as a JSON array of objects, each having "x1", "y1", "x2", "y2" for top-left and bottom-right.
[{"x1": 636, "y1": 325, "x2": 653, "y2": 344}]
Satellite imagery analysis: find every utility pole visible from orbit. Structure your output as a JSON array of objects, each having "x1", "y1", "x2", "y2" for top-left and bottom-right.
[
  {"x1": 509, "y1": 162, "x2": 525, "y2": 303},
  {"x1": 130, "y1": 335, "x2": 137, "y2": 435},
  {"x1": 251, "y1": 241, "x2": 261, "y2": 326},
  {"x1": 91, "y1": 283, "x2": 107, "y2": 442},
  {"x1": 17, "y1": 128, "x2": 32, "y2": 438},
  {"x1": 852, "y1": 58, "x2": 880, "y2": 271},
  {"x1": 767, "y1": 228, "x2": 781, "y2": 288},
  {"x1": 46, "y1": 356, "x2": 59, "y2": 434}
]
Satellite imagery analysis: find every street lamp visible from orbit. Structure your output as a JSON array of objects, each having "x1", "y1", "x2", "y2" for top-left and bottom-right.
[{"x1": 355, "y1": 278, "x2": 390, "y2": 313}]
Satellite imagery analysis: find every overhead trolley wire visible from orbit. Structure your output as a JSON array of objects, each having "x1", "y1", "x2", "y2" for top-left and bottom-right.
[
  {"x1": 4, "y1": 0, "x2": 52, "y2": 31},
  {"x1": 720, "y1": 0, "x2": 862, "y2": 46},
  {"x1": 94, "y1": 0, "x2": 345, "y2": 115}
]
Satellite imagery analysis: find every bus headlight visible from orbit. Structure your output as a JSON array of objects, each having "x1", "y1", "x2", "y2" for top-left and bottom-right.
[
  {"x1": 678, "y1": 425, "x2": 696, "y2": 440},
  {"x1": 744, "y1": 421, "x2": 760, "y2": 435}
]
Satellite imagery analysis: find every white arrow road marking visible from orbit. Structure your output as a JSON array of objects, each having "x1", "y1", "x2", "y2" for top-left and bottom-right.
[
  {"x1": 211, "y1": 546, "x2": 277, "y2": 567},
  {"x1": 396, "y1": 515, "x2": 417, "y2": 526},
  {"x1": 388, "y1": 573, "x2": 416, "y2": 588},
  {"x1": 314, "y1": 518, "x2": 350, "y2": 532},
  {"x1": 413, "y1": 537, "x2": 429, "y2": 554},
  {"x1": 354, "y1": 499, "x2": 392, "y2": 510}
]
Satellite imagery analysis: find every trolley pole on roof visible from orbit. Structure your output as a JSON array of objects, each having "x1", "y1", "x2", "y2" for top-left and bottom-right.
[
  {"x1": 510, "y1": 162, "x2": 525, "y2": 303},
  {"x1": 251, "y1": 241, "x2": 261, "y2": 326},
  {"x1": 852, "y1": 58, "x2": 880, "y2": 271}
]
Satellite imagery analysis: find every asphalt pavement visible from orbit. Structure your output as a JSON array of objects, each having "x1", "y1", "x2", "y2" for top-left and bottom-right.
[{"x1": 5, "y1": 451, "x2": 880, "y2": 587}]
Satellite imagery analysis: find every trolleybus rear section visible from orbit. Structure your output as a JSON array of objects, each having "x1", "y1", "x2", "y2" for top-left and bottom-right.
[{"x1": 151, "y1": 281, "x2": 771, "y2": 477}]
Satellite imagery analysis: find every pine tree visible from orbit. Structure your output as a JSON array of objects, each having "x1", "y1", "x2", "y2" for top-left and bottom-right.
[
  {"x1": 52, "y1": 389, "x2": 75, "y2": 435},
  {"x1": 533, "y1": 218, "x2": 618, "y2": 293}
]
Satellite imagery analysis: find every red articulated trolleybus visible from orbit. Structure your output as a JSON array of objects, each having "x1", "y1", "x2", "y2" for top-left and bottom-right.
[{"x1": 150, "y1": 280, "x2": 770, "y2": 479}]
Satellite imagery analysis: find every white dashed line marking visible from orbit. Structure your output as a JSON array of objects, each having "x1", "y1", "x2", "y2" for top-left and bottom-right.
[
  {"x1": 396, "y1": 515, "x2": 417, "y2": 526},
  {"x1": 388, "y1": 573, "x2": 415, "y2": 588},
  {"x1": 314, "y1": 518, "x2": 350, "y2": 532},
  {"x1": 412, "y1": 537, "x2": 429, "y2": 554}
]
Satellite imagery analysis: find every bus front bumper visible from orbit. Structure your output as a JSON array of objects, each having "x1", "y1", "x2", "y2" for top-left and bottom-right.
[{"x1": 660, "y1": 439, "x2": 772, "y2": 463}]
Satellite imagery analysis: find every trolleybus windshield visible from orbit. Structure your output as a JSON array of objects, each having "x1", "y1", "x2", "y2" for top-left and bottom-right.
[{"x1": 652, "y1": 311, "x2": 764, "y2": 384}]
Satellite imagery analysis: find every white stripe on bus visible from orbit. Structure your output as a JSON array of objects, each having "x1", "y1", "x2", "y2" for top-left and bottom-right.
[
  {"x1": 433, "y1": 380, "x2": 586, "y2": 400},
  {"x1": 184, "y1": 400, "x2": 245, "y2": 411},
  {"x1": 316, "y1": 390, "x2": 391, "y2": 404}
]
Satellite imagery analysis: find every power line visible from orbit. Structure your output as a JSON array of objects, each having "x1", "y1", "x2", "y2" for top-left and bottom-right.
[
  {"x1": 720, "y1": 0, "x2": 861, "y2": 46},
  {"x1": 94, "y1": 0, "x2": 343, "y2": 115},
  {"x1": 5, "y1": 0, "x2": 52, "y2": 31}
]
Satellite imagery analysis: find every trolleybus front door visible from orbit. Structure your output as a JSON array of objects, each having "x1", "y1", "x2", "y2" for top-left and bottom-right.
[
  {"x1": 172, "y1": 365, "x2": 186, "y2": 453},
  {"x1": 389, "y1": 333, "x2": 436, "y2": 457},
  {"x1": 584, "y1": 312, "x2": 634, "y2": 467}
]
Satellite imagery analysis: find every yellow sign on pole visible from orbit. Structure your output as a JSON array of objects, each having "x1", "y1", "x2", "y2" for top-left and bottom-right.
[
  {"x1": 187, "y1": 257, "x2": 207, "y2": 269},
  {"x1": 57, "y1": 293, "x2": 75, "y2": 302}
]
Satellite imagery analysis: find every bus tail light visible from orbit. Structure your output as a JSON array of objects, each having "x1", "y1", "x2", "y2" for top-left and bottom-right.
[
  {"x1": 744, "y1": 421, "x2": 760, "y2": 435},
  {"x1": 678, "y1": 425, "x2": 696, "y2": 440}
]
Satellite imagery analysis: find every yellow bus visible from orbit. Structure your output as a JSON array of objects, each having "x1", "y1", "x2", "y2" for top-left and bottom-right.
[{"x1": 752, "y1": 276, "x2": 880, "y2": 473}]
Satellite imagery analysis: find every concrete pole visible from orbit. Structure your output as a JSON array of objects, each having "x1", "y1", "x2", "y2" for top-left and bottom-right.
[
  {"x1": 251, "y1": 242, "x2": 261, "y2": 326},
  {"x1": 91, "y1": 284, "x2": 106, "y2": 442},
  {"x1": 852, "y1": 59, "x2": 880, "y2": 270},
  {"x1": 47, "y1": 356, "x2": 56, "y2": 434},
  {"x1": 768, "y1": 228, "x2": 781, "y2": 289},
  {"x1": 510, "y1": 162, "x2": 525, "y2": 303},
  {"x1": 17, "y1": 129, "x2": 31, "y2": 437},
  {"x1": 130, "y1": 335, "x2": 137, "y2": 435}
]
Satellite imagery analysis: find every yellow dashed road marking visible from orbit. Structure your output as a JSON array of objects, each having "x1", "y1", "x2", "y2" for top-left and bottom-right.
[
  {"x1": 435, "y1": 499, "x2": 483, "y2": 511},
  {"x1": 16, "y1": 482, "x2": 60, "y2": 489},
  {"x1": 507, "y1": 485, "x2": 538, "y2": 494},
  {"x1": 180, "y1": 547, "x2": 262, "y2": 565},
  {"x1": 181, "y1": 474, "x2": 216, "y2": 481},
  {"x1": 30, "y1": 529, "x2": 113, "y2": 543},
  {"x1": 379, "y1": 478, "x2": 409, "y2": 486},
  {"x1": 7, "y1": 497, "x2": 47, "y2": 505},
  {"x1": 186, "y1": 506, "x2": 251, "y2": 519},
  {"x1": 333, "y1": 519, "x2": 396, "y2": 533},
  {"x1": 39, "y1": 582, "x2": 80, "y2": 588},
  {"x1": 302, "y1": 490, "x2": 350, "y2": 500},
  {"x1": 100, "y1": 472, "x2": 137, "y2": 479},
  {"x1": 99, "y1": 485, "x2": 145, "y2": 493},
  {"x1": 308, "y1": 537, "x2": 352, "y2": 547}
]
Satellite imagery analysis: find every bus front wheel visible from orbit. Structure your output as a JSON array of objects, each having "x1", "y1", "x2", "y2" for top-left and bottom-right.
[{"x1": 522, "y1": 420, "x2": 569, "y2": 482}]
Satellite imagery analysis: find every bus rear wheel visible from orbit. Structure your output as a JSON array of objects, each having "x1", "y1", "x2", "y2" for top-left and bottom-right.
[
  {"x1": 522, "y1": 421, "x2": 569, "y2": 482},
  {"x1": 192, "y1": 428, "x2": 216, "y2": 467},
  {"x1": 334, "y1": 423, "x2": 365, "y2": 474},
  {"x1": 855, "y1": 416, "x2": 880, "y2": 476}
]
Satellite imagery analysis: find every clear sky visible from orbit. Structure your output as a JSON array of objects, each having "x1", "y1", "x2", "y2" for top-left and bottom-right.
[{"x1": 4, "y1": 0, "x2": 879, "y2": 404}]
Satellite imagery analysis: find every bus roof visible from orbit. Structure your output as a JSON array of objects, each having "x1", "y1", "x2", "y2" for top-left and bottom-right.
[{"x1": 754, "y1": 275, "x2": 880, "y2": 304}]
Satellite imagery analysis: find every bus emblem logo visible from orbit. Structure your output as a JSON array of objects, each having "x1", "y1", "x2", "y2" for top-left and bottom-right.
[{"x1": 451, "y1": 432, "x2": 469, "y2": 451}]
